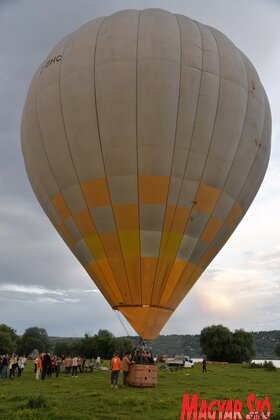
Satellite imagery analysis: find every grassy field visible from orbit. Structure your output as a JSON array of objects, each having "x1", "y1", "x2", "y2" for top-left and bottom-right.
[{"x1": 0, "y1": 361, "x2": 280, "y2": 419}]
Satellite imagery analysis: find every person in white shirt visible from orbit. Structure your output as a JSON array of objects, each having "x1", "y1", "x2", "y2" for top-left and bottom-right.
[
  {"x1": 96, "y1": 356, "x2": 101, "y2": 370},
  {"x1": 72, "y1": 356, "x2": 78, "y2": 377}
]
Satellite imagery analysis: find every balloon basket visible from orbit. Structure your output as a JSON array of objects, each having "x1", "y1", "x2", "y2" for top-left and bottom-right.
[{"x1": 127, "y1": 363, "x2": 157, "y2": 387}]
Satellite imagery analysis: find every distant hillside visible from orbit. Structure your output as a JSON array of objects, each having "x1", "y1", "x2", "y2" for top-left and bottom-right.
[
  {"x1": 49, "y1": 330, "x2": 280, "y2": 360},
  {"x1": 49, "y1": 337, "x2": 79, "y2": 344},
  {"x1": 127, "y1": 330, "x2": 280, "y2": 359},
  {"x1": 253, "y1": 330, "x2": 280, "y2": 359},
  {"x1": 140, "y1": 334, "x2": 203, "y2": 358}
]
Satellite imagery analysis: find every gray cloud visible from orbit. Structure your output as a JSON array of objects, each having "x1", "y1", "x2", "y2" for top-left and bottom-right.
[
  {"x1": 0, "y1": 288, "x2": 122, "y2": 337},
  {"x1": 162, "y1": 260, "x2": 280, "y2": 335}
]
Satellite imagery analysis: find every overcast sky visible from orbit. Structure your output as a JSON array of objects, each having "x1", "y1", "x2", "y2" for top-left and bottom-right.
[{"x1": 0, "y1": 0, "x2": 280, "y2": 338}]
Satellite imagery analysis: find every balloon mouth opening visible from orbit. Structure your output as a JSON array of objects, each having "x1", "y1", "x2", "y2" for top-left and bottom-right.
[{"x1": 114, "y1": 304, "x2": 174, "y2": 339}]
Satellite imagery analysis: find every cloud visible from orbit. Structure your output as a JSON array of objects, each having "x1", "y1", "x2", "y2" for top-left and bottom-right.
[
  {"x1": 245, "y1": 248, "x2": 280, "y2": 281},
  {"x1": 162, "y1": 253, "x2": 280, "y2": 335},
  {"x1": 0, "y1": 283, "x2": 99, "y2": 298},
  {"x1": 0, "y1": 196, "x2": 96, "y2": 291},
  {"x1": 0, "y1": 284, "x2": 66, "y2": 296},
  {"x1": 0, "y1": 285, "x2": 124, "y2": 337}
]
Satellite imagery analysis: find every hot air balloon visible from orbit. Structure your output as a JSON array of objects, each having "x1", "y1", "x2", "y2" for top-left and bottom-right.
[{"x1": 21, "y1": 9, "x2": 271, "y2": 341}]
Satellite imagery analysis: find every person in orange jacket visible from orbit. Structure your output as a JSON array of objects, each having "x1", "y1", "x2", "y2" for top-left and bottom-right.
[
  {"x1": 36, "y1": 356, "x2": 42, "y2": 380},
  {"x1": 110, "y1": 353, "x2": 121, "y2": 388}
]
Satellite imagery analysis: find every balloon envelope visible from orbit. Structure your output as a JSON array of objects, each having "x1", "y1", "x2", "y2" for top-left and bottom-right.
[{"x1": 21, "y1": 9, "x2": 271, "y2": 339}]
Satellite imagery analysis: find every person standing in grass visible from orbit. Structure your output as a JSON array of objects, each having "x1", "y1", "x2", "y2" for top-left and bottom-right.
[
  {"x1": 64, "y1": 356, "x2": 72, "y2": 374},
  {"x1": 36, "y1": 356, "x2": 42, "y2": 380},
  {"x1": 122, "y1": 352, "x2": 132, "y2": 386},
  {"x1": 111, "y1": 353, "x2": 121, "y2": 389},
  {"x1": 77, "y1": 356, "x2": 82, "y2": 374},
  {"x1": 21, "y1": 355, "x2": 27, "y2": 375},
  {"x1": 9, "y1": 354, "x2": 17, "y2": 380},
  {"x1": 202, "y1": 358, "x2": 207, "y2": 373},
  {"x1": 72, "y1": 356, "x2": 78, "y2": 377},
  {"x1": 1, "y1": 354, "x2": 8, "y2": 379},
  {"x1": 55, "y1": 357, "x2": 61, "y2": 378},
  {"x1": 96, "y1": 356, "x2": 101, "y2": 370},
  {"x1": 17, "y1": 356, "x2": 24, "y2": 376},
  {"x1": 42, "y1": 352, "x2": 51, "y2": 380},
  {"x1": 48, "y1": 357, "x2": 55, "y2": 378}
]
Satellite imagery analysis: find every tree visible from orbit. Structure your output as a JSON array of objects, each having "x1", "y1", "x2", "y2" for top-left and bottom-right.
[
  {"x1": 200, "y1": 325, "x2": 255, "y2": 363},
  {"x1": 0, "y1": 324, "x2": 19, "y2": 354},
  {"x1": 275, "y1": 333, "x2": 280, "y2": 358},
  {"x1": 53, "y1": 340, "x2": 74, "y2": 357},
  {"x1": 19, "y1": 327, "x2": 50, "y2": 355},
  {"x1": 0, "y1": 324, "x2": 18, "y2": 341},
  {"x1": 87, "y1": 330, "x2": 135, "y2": 359},
  {"x1": 229, "y1": 329, "x2": 255, "y2": 363},
  {"x1": 79, "y1": 334, "x2": 96, "y2": 359},
  {"x1": 0, "y1": 332, "x2": 16, "y2": 354},
  {"x1": 112, "y1": 337, "x2": 134, "y2": 357},
  {"x1": 94, "y1": 329, "x2": 114, "y2": 359},
  {"x1": 50, "y1": 329, "x2": 135, "y2": 359},
  {"x1": 200, "y1": 325, "x2": 232, "y2": 362}
]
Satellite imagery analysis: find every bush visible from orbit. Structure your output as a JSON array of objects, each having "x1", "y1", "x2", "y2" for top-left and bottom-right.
[
  {"x1": 26, "y1": 396, "x2": 49, "y2": 409},
  {"x1": 247, "y1": 361, "x2": 276, "y2": 371},
  {"x1": 247, "y1": 362, "x2": 263, "y2": 369},
  {"x1": 263, "y1": 360, "x2": 276, "y2": 371}
]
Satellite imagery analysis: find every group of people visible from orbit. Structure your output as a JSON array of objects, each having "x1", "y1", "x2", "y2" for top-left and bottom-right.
[
  {"x1": 34, "y1": 352, "x2": 61, "y2": 380},
  {"x1": 110, "y1": 349, "x2": 155, "y2": 387},
  {"x1": 110, "y1": 346, "x2": 156, "y2": 388},
  {"x1": 0, "y1": 354, "x2": 27, "y2": 380},
  {"x1": 34, "y1": 354, "x2": 102, "y2": 380},
  {"x1": 0, "y1": 352, "x2": 105, "y2": 382},
  {"x1": 110, "y1": 352, "x2": 132, "y2": 388},
  {"x1": 1, "y1": 350, "x2": 153, "y2": 387}
]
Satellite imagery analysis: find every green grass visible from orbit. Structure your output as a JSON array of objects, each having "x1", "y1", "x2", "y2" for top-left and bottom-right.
[{"x1": 0, "y1": 362, "x2": 280, "y2": 419}]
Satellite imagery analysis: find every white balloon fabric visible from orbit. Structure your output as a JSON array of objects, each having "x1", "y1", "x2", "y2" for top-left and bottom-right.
[{"x1": 21, "y1": 9, "x2": 271, "y2": 339}]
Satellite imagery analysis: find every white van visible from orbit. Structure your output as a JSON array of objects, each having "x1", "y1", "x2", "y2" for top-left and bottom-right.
[{"x1": 165, "y1": 355, "x2": 194, "y2": 368}]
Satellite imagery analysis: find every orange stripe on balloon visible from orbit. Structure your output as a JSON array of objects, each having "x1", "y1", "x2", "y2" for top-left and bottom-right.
[
  {"x1": 163, "y1": 205, "x2": 176, "y2": 232},
  {"x1": 195, "y1": 183, "x2": 221, "y2": 213},
  {"x1": 81, "y1": 178, "x2": 110, "y2": 208},
  {"x1": 200, "y1": 217, "x2": 223, "y2": 244},
  {"x1": 123, "y1": 256, "x2": 141, "y2": 305},
  {"x1": 87, "y1": 260, "x2": 122, "y2": 305},
  {"x1": 58, "y1": 224, "x2": 74, "y2": 246},
  {"x1": 224, "y1": 202, "x2": 242, "y2": 228},
  {"x1": 166, "y1": 264, "x2": 201, "y2": 309},
  {"x1": 139, "y1": 176, "x2": 169, "y2": 204},
  {"x1": 159, "y1": 259, "x2": 189, "y2": 306},
  {"x1": 73, "y1": 209, "x2": 96, "y2": 237},
  {"x1": 113, "y1": 204, "x2": 139, "y2": 230},
  {"x1": 52, "y1": 192, "x2": 71, "y2": 220}
]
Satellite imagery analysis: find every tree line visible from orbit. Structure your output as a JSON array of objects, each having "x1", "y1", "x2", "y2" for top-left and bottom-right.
[
  {"x1": 1, "y1": 323, "x2": 280, "y2": 362},
  {"x1": 142, "y1": 330, "x2": 280, "y2": 360},
  {"x1": 0, "y1": 324, "x2": 133, "y2": 359}
]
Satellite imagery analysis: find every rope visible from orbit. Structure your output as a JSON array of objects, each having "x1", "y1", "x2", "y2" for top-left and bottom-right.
[{"x1": 114, "y1": 309, "x2": 132, "y2": 338}]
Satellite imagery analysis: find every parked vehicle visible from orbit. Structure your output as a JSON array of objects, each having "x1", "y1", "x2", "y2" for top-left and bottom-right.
[{"x1": 165, "y1": 355, "x2": 194, "y2": 368}]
